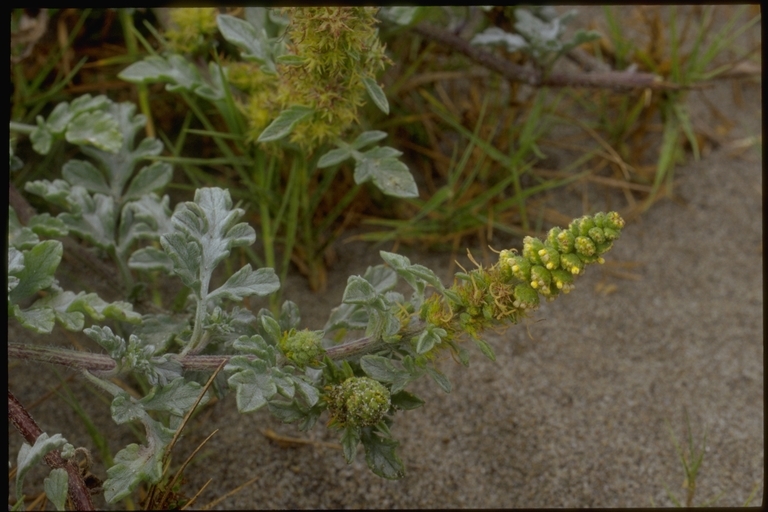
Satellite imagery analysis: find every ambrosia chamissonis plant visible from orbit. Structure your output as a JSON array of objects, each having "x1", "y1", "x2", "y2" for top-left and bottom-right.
[
  {"x1": 9, "y1": 8, "x2": 627, "y2": 507},
  {"x1": 10, "y1": 142, "x2": 625, "y2": 494}
]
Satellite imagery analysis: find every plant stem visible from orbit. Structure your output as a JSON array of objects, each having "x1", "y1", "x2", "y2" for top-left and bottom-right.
[
  {"x1": 8, "y1": 389, "x2": 95, "y2": 511},
  {"x1": 8, "y1": 321, "x2": 429, "y2": 374}
]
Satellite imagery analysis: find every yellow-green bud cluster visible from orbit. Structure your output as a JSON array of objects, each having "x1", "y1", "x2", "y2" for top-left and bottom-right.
[
  {"x1": 325, "y1": 377, "x2": 391, "y2": 428},
  {"x1": 278, "y1": 329, "x2": 325, "y2": 368},
  {"x1": 417, "y1": 212, "x2": 623, "y2": 361},
  {"x1": 165, "y1": 8, "x2": 220, "y2": 55},
  {"x1": 499, "y1": 212, "x2": 624, "y2": 305},
  {"x1": 275, "y1": 7, "x2": 390, "y2": 150}
]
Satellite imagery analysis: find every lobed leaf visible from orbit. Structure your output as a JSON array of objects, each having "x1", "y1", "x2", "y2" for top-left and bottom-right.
[
  {"x1": 43, "y1": 468, "x2": 68, "y2": 512},
  {"x1": 65, "y1": 111, "x2": 122, "y2": 153},
  {"x1": 11, "y1": 305, "x2": 56, "y2": 334},
  {"x1": 471, "y1": 27, "x2": 528, "y2": 52},
  {"x1": 361, "y1": 428, "x2": 405, "y2": 479},
  {"x1": 123, "y1": 162, "x2": 173, "y2": 202},
  {"x1": 8, "y1": 208, "x2": 40, "y2": 250},
  {"x1": 140, "y1": 378, "x2": 208, "y2": 417},
  {"x1": 62, "y1": 159, "x2": 110, "y2": 195},
  {"x1": 227, "y1": 367, "x2": 277, "y2": 413},
  {"x1": 160, "y1": 232, "x2": 202, "y2": 293},
  {"x1": 217, "y1": 14, "x2": 268, "y2": 65},
  {"x1": 342, "y1": 275, "x2": 378, "y2": 305},
  {"x1": 340, "y1": 426, "x2": 361, "y2": 464},
  {"x1": 85, "y1": 325, "x2": 126, "y2": 360},
  {"x1": 8, "y1": 240, "x2": 62, "y2": 304},
  {"x1": 354, "y1": 152, "x2": 418, "y2": 198},
  {"x1": 103, "y1": 416, "x2": 173, "y2": 503},
  {"x1": 317, "y1": 147, "x2": 351, "y2": 168},
  {"x1": 58, "y1": 189, "x2": 116, "y2": 250},
  {"x1": 257, "y1": 105, "x2": 315, "y2": 143},
  {"x1": 207, "y1": 265, "x2": 280, "y2": 304},
  {"x1": 390, "y1": 390, "x2": 424, "y2": 411},
  {"x1": 351, "y1": 130, "x2": 388, "y2": 150},
  {"x1": 15, "y1": 433, "x2": 70, "y2": 502},
  {"x1": 362, "y1": 76, "x2": 390, "y2": 115}
]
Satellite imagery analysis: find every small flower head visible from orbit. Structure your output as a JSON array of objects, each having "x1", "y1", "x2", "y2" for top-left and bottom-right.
[
  {"x1": 560, "y1": 252, "x2": 585, "y2": 275},
  {"x1": 522, "y1": 236, "x2": 546, "y2": 266},
  {"x1": 325, "y1": 376, "x2": 391, "y2": 428},
  {"x1": 574, "y1": 236, "x2": 596, "y2": 257},
  {"x1": 537, "y1": 244, "x2": 560, "y2": 270},
  {"x1": 603, "y1": 227, "x2": 621, "y2": 241},
  {"x1": 570, "y1": 215, "x2": 596, "y2": 237},
  {"x1": 555, "y1": 229, "x2": 576, "y2": 254},
  {"x1": 550, "y1": 268, "x2": 575, "y2": 293},
  {"x1": 588, "y1": 227, "x2": 606, "y2": 245},
  {"x1": 498, "y1": 249, "x2": 517, "y2": 281},
  {"x1": 510, "y1": 255, "x2": 532, "y2": 282},
  {"x1": 278, "y1": 329, "x2": 325, "y2": 368},
  {"x1": 513, "y1": 283, "x2": 540, "y2": 310},
  {"x1": 529, "y1": 265, "x2": 552, "y2": 294}
]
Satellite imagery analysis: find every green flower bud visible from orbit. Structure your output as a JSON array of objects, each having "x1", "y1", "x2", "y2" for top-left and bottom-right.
[
  {"x1": 560, "y1": 253, "x2": 585, "y2": 275},
  {"x1": 530, "y1": 265, "x2": 552, "y2": 294},
  {"x1": 522, "y1": 236, "x2": 546, "y2": 266},
  {"x1": 574, "y1": 236, "x2": 596, "y2": 257},
  {"x1": 603, "y1": 227, "x2": 620, "y2": 241},
  {"x1": 603, "y1": 211, "x2": 625, "y2": 231},
  {"x1": 326, "y1": 377, "x2": 391, "y2": 428},
  {"x1": 537, "y1": 243, "x2": 560, "y2": 270},
  {"x1": 596, "y1": 240, "x2": 614, "y2": 255},
  {"x1": 576, "y1": 216, "x2": 596, "y2": 237},
  {"x1": 546, "y1": 227, "x2": 562, "y2": 249},
  {"x1": 278, "y1": 329, "x2": 325, "y2": 368},
  {"x1": 510, "y1": 255, "x2": 532, "y2": 282},
  {"x1": 555, "y1": 229, "x2": 576, "y2": 253},
  {"x1": 588, "y1": 227, "x2": 606, "y2": 244},
  {"x1": 550, "y1": 268, "x2": 575, "y2": 293},
  {"x1": 513, "y1": 283, "x2": 540, "y2": 309},
  {"x1": 579, "y1": 253, "x2": 602, "y2": 265},
  {"x1": 593, "y1": 211, "x2": 608, "y2": 228},
  {"x1": 498, "y1": 249, "x2": 516, "y2": 281}
]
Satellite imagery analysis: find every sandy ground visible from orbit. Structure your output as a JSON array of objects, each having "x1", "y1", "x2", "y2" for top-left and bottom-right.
[{"x1": 8, "y1": 7, "x2": 762, "y2": 510}]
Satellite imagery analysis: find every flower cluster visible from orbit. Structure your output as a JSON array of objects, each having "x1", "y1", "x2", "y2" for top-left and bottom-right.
[
  {"x1": 165, "y1": 8, "x2": 220, "y2": 55},
  {"x1": 499, "y1": 211, "x2": 625, "y2": 307},
  {"x1": 420, "y1": 212, "x2": 624, "y2": 349},
  {"x1": 278, "y1": 329, "x2": 325, "y2": 368},
  {"x1": 275, "y1": 7, "x2": 391, "y2": 149},
  {"x1": 325, "y1": 376, "x2": 391, "y2": 428}
]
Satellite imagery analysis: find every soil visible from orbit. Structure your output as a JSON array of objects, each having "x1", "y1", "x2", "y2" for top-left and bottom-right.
[{"x1": 8, "y1": 6, "x2": 762, "y2": 509}]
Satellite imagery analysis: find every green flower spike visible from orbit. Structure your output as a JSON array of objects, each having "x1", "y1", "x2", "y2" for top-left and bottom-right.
[
  {"x1": 278, "y1": 329, "x2": 326, "y2": 368},
  {"x1": 326, "y1": 377, "x2": 391, "y2": 428},
  {"x1": 421, "y1": 212, "x2": 623, "y2": 358}
]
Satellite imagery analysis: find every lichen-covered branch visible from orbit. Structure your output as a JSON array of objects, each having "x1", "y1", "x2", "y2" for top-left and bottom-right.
[{"x1": 413, "y1": 23, "x2": 677, "y2": 91}]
